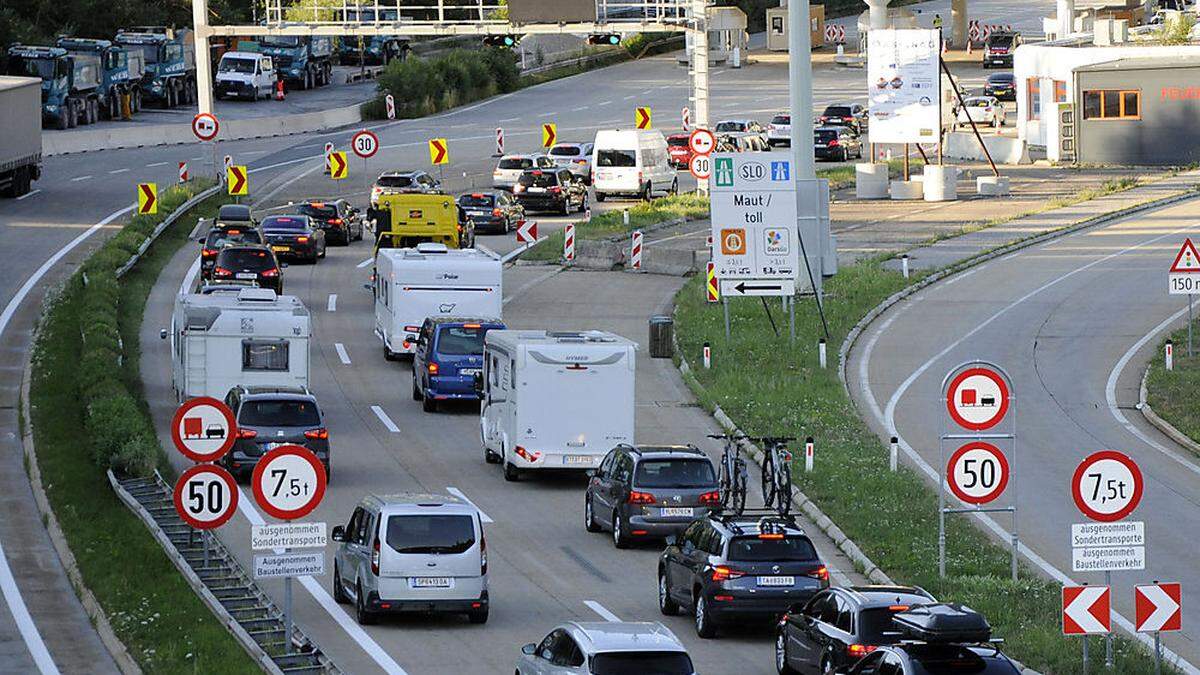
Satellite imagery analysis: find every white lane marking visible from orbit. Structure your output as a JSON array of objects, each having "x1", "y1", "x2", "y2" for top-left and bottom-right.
[
  {"x1": 327, "y1": 294, "x2": 337, "y2": 312},
  {"x1": 70, "y1": 175, "x2": 92, "y2": 182},
  {"x1": 146, "y1": 161, "x2": 168, "y2": 167},
  {"x1": 0, "y1": 203, "x2": 134, "y2": 675},
  {"x1": 445, "y1": 487, "x2": 494, "y2": 523},
  {"x1": 234, "y1": 494, "x2": 409, "y2": 674},
  {"x1": 596, "y1": 100, "x2": 612, "y2": 107},
  {"x1": 862, "y1": 221, "x2": 1200, "y2": 674},
  {"x1": 498, "y1": 116, "x2": 520, "y2": 123},
  {"x1": 622, "y1": 95, "x2": 636, "y2": 100},
  {"x1": 1105, "y1": 306, "x2": 1200, "y2": 477},
  {"x1": 108, "y1": 168, "x2": 130, "y2": 175},
  {"x1": 15, "y1": 189, "x2": 41, "y2": 201},
  {"x1": 538, "y1": 111, "x2": 557, "y2": 118},
  {"x1": 371, "y1": 405, "x2": 401, "y2": 433},
  {"x1": 584, "y1": 601, "x2": 621, "y2": 623},
  {"x1": 503, "y1": 268, "x2": 562, "y2": 306},
  {"x1": 334, "y1": 343, "x2": 352, "y2": 365},
  {"x1": 571, "y1": 106, "x2": 588, "y2": 112},
  {"x1": 356, "y1": 257, "x2": 374, "y2": 269}
]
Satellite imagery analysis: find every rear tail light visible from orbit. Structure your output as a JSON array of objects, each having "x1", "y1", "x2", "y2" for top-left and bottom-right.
[
  {"x1": 699, "y1": 490, "x2": 720, "y2": 505},
  {"x1": 847, "y1": 644, "x2": 876, "y2": 658},
  {"x1": 371, "y1": 538, "x2": 380, "y2": 575},
  {"x1": 237, "y1": 428, "x2": 257, "y2": 439},
  {"x1": 304, "y1": 428, "x2": 329, "y2": 440},
  {"x1": 627, "y1": 490, "x2": 655, "y2": 505},
  {"x1": 573, "y1": 159, "x2": 587, "y2": 164},
  {"x1": 261, "y1": 268, "x2": 279, "y2": 278},
  {"x1": 492, "y1": 208, "x2": 502, "y2": 217},
  {"x1": 711, "y1": 566, "x2": 745, "y2": 582},
  {"x1": 404, "y1": 325, "x2": 420, "y2": 333},
  {"x1": 428, "y1": 362, "x2": 439, "y2": 375},
  {"x1": 828, "y1": 139, "x2": 840, "y2": 147},
  {"x1": 297, "y1": 236, "x2": 309, "y2": 243},
  {"x1": 201, "y1": 248, "x2": 218, "y2": 258},
  {"x1": 214, "y1": 267, "x2": 232, "y2": 277},
  {"x1": 549, "y1": 186, "x2": 562, "y2": 194},
  {"x1": 480, "y1": 533, "x2": 488, "y2": 574},
  {"x1": 330, "y1": 218, "x2": 344, "y2": 226},
  {"x1": 514, "y1": 445, "x2": 542, "y2": 462},
  {"x1": 463, "y1": 323, "x2": 482, "y2": 329},
  {"x1": 808, "y1": 566, "x2": 830, "y2": 582},
  {"x1": 758, "y1": 533, "x2": 785, "y2": 540}
]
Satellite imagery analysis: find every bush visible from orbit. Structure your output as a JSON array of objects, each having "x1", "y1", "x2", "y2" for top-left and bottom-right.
[
  {"x1": 85, "y1": 394, "x2": 149, "y2": 468},
  {"x1": 370, "y1": 48, "x2": 520, "y2": 119},
  {"x1": 111, "y1": 434, "x2": 159, "y2": 478}
]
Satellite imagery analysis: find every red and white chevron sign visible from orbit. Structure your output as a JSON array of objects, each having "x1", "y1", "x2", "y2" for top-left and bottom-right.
[
  {"x1": 824, "y1": 24, "x2": 845, "y2": 44},
  {"x1": 1063, "y1": 585, "x2": 1111, "y2": 635},
  {"x1": 564, "y1": 223, "x2": 575, "y2": 262},
  {"x1": 516, "y1": 219, "x2": 537, "y2": 244},
  {"x1": 495, "y1": 127, "x2": 504, "y2": 156},
  {"x1": 631, "y1": 230, "x2": 643, "y2": 270},
  {"x1": 1136, "y1": 583, "x2": 1182, "y2": 633}
]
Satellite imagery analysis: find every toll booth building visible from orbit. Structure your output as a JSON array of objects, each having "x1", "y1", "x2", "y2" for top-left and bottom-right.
[{"x1": 1014, "y1": 36, "x2": 1200, "y2": 165}]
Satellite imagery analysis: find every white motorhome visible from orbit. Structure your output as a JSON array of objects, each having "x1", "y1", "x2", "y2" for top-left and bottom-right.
[
  {"x1": 169, "y1": 288, "x2": 310, "y2": 400},
  {"x1": 214, "y1": 51, "x2": 276, "y2": 100},
  {"x1": 374, "y1": 243, "x2": 502, "y2": 359},
  {"x1": 480, "y1": 330, "x2": 636, "y2": 481},
  {"x1": 591, "y1": 129, "x2": 678, "y2": 202}
]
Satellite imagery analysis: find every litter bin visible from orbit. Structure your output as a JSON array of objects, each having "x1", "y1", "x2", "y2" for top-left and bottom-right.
[{"x1": 649, "y1": 315, "x2": 674, "y2": 359}]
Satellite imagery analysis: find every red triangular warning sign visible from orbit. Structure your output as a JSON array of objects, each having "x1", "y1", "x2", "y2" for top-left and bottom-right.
[{"x1": 1170, "y1": 238, "x2": 1200, "y2": 273}]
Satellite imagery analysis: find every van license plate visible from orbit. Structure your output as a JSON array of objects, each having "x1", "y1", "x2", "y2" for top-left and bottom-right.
[
  {"x1": 660, "y1": 507, "x2": 693, "y2": 517},
  {"x1": 563, "y1": 455, "x2": 592, "y2": 465},
  {"x1": 410, "y1": 577, "x2": 453, "y2": 588},
  {"x1": 236, "y1": 273, "x2": 257, "y2": 280},
  {"x1": 757, "y1": 576, "x2": 795, "y2": 586}
]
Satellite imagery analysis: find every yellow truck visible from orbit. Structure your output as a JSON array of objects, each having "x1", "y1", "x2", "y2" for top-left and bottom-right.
[{"x1": 367, "y1": 193, "x2": 475, "y2": 251}]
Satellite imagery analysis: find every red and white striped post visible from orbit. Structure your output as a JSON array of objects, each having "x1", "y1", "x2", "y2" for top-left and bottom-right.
[
  {"x1": 564, "y1": 223, "x2": 575, "y2": 262},
  {"x1": 631, "y1": 230, "x2": 643, "y2": 270},
  {"x1": 178, "y1": 162, "x2": 189, "y2": 183},
  {"x1": 1166, "y1": 339, "x2": 1174, "y2": 371},
  {"x1": 804, "y1": 437, "x2": 814, "y2": 473},
  {"x1": 702, "y1": 342, "x2": 711, "y2": 369},
  {"x1": 494, "y1": 127, "x2": 504, "y2": 157}
]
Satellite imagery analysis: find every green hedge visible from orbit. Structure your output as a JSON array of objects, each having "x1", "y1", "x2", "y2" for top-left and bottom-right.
[{"x1": 363, "y1": 48, "x2": 521, "y2": 119}]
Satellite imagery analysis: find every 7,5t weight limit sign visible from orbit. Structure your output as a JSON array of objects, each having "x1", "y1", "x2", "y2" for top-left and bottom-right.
[
  {"x1": 252, "y1": 445, "x2": 327, "y2": 521},
  {"x1": 1072, "y1": 450, "x2": 1143, "y2": 522}
]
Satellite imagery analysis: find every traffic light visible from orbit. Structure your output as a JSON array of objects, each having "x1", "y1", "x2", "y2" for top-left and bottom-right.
[
  {"x1": 587, "y1": 34, "x2": 622, "y2": 46},
  {"x1": 483, "y1": 35, "x2": 520, "y2": 48}
]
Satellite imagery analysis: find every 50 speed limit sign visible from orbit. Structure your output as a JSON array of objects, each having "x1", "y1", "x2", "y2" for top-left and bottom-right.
[
  {"x1": 352, "y1": 130, "x2": 379, "y2": 159},
  {"x1": 1072, "y1": 450, "x2": 1143, "y2": 522},
  {"x1": 174, "y1": 464, "x2": 239, "y2": 529},
  {"x1": 252, "y1": 445, "x2": 327, "y2": 520},
  {"x1": 946, "y1": 442, "x2": 1010, "y2": 505}
]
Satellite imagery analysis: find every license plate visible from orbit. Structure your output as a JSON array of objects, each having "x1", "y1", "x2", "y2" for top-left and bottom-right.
[
  {"x1": 660, "y1": 507, "x2": 693, "y2": 517},
  {"x1": 563, "y1": 455, "x2": 593, "y2": 465},
  {"x1": 410, "y1": 577, "x2": 453, "y2": 588},
  {"x1": 757, "y1": 576, "x2": 795, "y2": 587},
  {"x1": 236, "y1": 273, "x2": 257, "y2": 280},
  {"x1": 814, "y1": 144, "x2": 826, "y2": 148},
  {"x1": 271, "y1": 245, "x2": 289, "y2": 252},
  {"x1": 262, "y1": 442, "x2": 286, "y2": 451},
  {"x1": 461, "y1": 368, "x2": 481, "y2": 376}
]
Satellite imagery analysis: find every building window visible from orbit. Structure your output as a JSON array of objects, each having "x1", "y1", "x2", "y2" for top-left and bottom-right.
[
  {"x1": 1054, "y1": 80, "x2": 1067, "y2": 103},
  {"x1": 242, "y1": 339, "x2": 289, "y2": 371},
  {"x1": 1082, "y1": 89, "x2": 1141, "y2": 120},
  {"x1": 1028, "y1": 78, "x2": 1042, "y2": 121}
]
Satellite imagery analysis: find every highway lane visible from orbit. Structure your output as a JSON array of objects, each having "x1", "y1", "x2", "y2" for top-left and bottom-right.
[{"x1": 849, "y1": 197, "x2": 1200, "y2": 668}]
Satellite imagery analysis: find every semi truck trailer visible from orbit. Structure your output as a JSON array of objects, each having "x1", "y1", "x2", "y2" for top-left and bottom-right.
[{"x1": 0, "y1": 76, "x2": 43, "y2": 197}]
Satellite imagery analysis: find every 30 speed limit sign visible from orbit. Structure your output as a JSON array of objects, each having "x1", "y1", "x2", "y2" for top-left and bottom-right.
[
  {"x1": 946, "y1": 442, "x2": 1009, "y2": 505},
  {"x1": 689, "y1": 154, "x2": 712, "y2": 180},
  {"x1": 1072, "y1": 450, "x2": 1143, "y2": 522},
  {"x1": 352, "y1": 130, "x2": 379, "y2": 159},
  {"x1": 173, "y1": 464, "x2": 239, "y2": 529},
  {"x1": 252, "y1": 445, "x2": 327, "y2": 520}
]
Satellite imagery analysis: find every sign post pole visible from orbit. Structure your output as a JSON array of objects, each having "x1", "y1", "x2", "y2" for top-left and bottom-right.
[
  {"x1": 284, "y1": 564, "x2": 293, "y2": 653},
  {"x1": 1083, "y1": 638, "x2": 1089, "y2": 673},
  {"x1": 1155, "y1": 632, "x2": 1162, "y2": 675},
  {"x1": 722, "y1": 297, "x2": 731, "y2": 340},
  {"x1": 1105, "y1": 571, "x2": 1113, "y2": 667},
  {"x1": 1189, "y1": 295, "x2": 1193, "y2": 357}
]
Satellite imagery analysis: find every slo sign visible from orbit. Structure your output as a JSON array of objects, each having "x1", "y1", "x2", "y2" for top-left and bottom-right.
[{"x1": 171, "y1": 397, "x2": 237, "y2": 462}]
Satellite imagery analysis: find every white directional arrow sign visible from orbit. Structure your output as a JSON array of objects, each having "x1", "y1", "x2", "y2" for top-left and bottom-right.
[
  {"x1": 1063, "y1": 585, "x2": 1111, "y2": 635},
  {"x1": 1136, "y1": 583, "x2": 1182, "y2": 633},
  {"x1": 516, "y1": 220, "x2": 537, "y2": 244}
]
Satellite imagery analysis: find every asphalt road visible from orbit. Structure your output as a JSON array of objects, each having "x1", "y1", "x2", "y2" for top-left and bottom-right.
[{"x1": 849, "y1": 197, "x2": 1200, "y2": 669}]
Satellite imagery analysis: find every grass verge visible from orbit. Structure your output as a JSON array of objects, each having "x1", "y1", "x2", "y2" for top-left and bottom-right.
[
  {"x1": 673, "y1": 261, "x2": 1174, "y2": 673},
  {"x1": 30, "y1": 187, "x2": 255, "y2": 672},
  {"x1": 1145, "y1": 323, "x2": 1200, "y2": 453}
]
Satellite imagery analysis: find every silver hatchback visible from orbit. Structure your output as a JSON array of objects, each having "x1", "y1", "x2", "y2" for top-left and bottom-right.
[
  {"x1": 549, "y1": 142, "x2": 595, "y2": 183},
  {"x1": 493, "y1": 153, "x2": 556, "y2": 191},
  {"x1": 517, "y1": 621, "x2": 695, "y2": 675}
]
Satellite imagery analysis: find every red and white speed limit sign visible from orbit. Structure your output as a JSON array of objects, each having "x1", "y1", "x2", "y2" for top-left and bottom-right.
[
  {"x1": 1072, "y1": 450, "x2": 1143, "y2": 522},
  {"x1": 174, "y1": 464, "x2": 239, "y2": 529},
  {"x1": 689, "y1": 128, "x2": 716, "y2": 156},
  {"x1": 252, "y1": 445, "x2": 327, "y2": 520},
  {"x1": 689, "y1": 154, "x2": 712, "y2": 180},
  {"x1": 171, "y1": 397, "x2": 237, "y2": 462},
  {"x1": 352, "y1": 130, "x2": 379, "y2": 159},
  {"x1": 192, "y1": 112, "x2": 219, "y2": 142},
  {"x1": 947, "y1": 442, "x2": 1009, "y2": 505}
]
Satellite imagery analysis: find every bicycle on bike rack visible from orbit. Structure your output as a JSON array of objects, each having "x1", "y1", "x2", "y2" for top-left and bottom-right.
[
  {"x1": 749, "y1": 436, "x2": 796, "y2": 516},
  {"x1": 707, "y1": 433, "x2": 748, "y2": 515}
]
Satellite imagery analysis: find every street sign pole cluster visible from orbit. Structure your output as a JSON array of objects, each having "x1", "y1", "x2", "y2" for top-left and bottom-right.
[
  {"x1": 938, "y1": 361, "x2": 1019, "y2": 581},
  {"x1": 170, "y1": 397, "x2": 240, "y2": 573}
]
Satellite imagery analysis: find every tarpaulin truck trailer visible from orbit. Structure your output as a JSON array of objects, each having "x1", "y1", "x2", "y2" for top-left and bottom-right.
[
  {"x1": 5, "y1": 45, "x2": 101, "y2": 129},
  {"x1": 0, "y1": 76, "x2": 43, "y2": 198},
  {"x1": 55, "y1": 38, "x2": 146, "y2": 118},
  {"x1": 115, "y1": 27, "x2": 196, "y2": 108}
]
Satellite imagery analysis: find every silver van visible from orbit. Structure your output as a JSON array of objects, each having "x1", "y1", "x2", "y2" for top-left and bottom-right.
[{"x1": 331, "y1": 493, "x2": 489, "y2": 624}]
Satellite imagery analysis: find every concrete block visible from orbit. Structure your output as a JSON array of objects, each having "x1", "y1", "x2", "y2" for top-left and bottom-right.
[
  {"x1": 922, "y1": 165, "x2": 959, "y2": 202},
  {"x1": 889, "y1": 179, "x2": 924, "y2": 200},
  {"x1": 944, "y1": 131, "x2": 1032, "y2": 165},
  {"x1": 977, "y1": 175, "x2": 1011, "y2": 196},
  {"x1": 855, "y1": 162, "x2": 890, "y2": 199}
]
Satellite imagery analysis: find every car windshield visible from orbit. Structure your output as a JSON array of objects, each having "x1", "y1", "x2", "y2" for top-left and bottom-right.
[
  {"x1": 435, "y1": 325, "x2": 488, "y2": 355},
  {"x1": 715, "y1": 121, "x2": 746, "y2": 132},
  {"x1": 907, "y1": 645, "x2": 1019, "y2": 674},
  {"x1": 217, "y1": 249, "x2": 276, "y2": 271},
  {"x1": 298, "y1": 204, "x2": 338, "y2": 220},
  {"x1": 385, "y1": 515, "x2": 475, "y2": 554},
  {"x1": 499, "y1": 157, "x2": 534, "y2": 170},
  {"x1": 262, "y1": 216, "x2": 308, "y2": 231},
  {"x1": 377, "y1": 175, "x2": 414, "y2": 188},
  {"x1": 519, "y1": 172, "x2": 559, "y2": 187},
  {"x1": 590, "y1": 651, "x2": 695, "y2": 675},
  {"x1": 261, "y1": 36, "x2": 300, "y2": 47},
  {"x1": 988, "y1": 74, "x2": 1014, "y2": 84},
  {"x1": 727, "y1": 535, "x2": 818, "y2": 562},
  {"x1": 206, "y1": 228, "x2": 262, "y2": 248},
  {"x1": 772, "y1": 115, "x2": 791, "y2": 125},
  {"x1": 238, "y1": 400, "x2": 320, "y2": 426},
  {"x1": 550, "y1": 146, "x2": 581, "y2": 157},
  {"x1": 666, "y1": 136, "x2": 689, "y2": 147},
  {"x1": 8, "y1": 57, "x2": 57, "y2": 79},
  {"x1": 823, "y1": 106, "x2": 853, "y2": 117},
  {"x1": 634, "y1": 459, "x2": 716, "y2": 488},
  {"x1": 597, "y1": 150, "x2": 636, "y2": 167},
  {"x1": 219, "y1": 58, "x2": 256, "y2": 73},
  {"x1": 458, "y1": 194, "x2": 495, "y2": 208},
  {"x1": 989, "y1": 35, "x2": 1014, "y2": 48}
]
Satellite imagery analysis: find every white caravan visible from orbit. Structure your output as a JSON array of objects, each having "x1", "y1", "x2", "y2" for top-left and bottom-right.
[
  {"x1": 169, "y1": 287, "x2": 310, "y2": 400},
  {"x1": 374, "y1": 243, "x2": 502, "y2": 359},
  {"x1": 591, "y1": 129, "x2": 678, "y2": 202},
  {"x1": 480, "y1": 330, "x2": 636, "y2": 481}
]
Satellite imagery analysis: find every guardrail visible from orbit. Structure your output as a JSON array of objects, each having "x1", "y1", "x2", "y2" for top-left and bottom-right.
[{"x1": 115, "y1": 185, "x2": 222, "y2": 279}]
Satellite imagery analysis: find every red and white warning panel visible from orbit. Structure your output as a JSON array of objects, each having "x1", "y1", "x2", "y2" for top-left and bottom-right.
[
  {"x1": 946, "y1": 442, "x2": 1009, "y2": 505},
  {"x1": 171, "y1": 397, "x2": 237, "y2": 463},
  {"x1": 1168, "y1": 238, "x2": 1200, "y2": 294},
  {"x1": 631, "y1": 230, "x2": 643, "y2": 270},
  {"x1": 1063, "y1": 585, "x2": 1111, "y2": 635},
  {"x1": 516, "y1": 220, "x2": 537, "y2": 245},
  {"x1": 252, "y1": 444, "x2": 327, "y2": 521},
  {"x1": 944, "y1": 365, "x2": 1011, "y2": 431},
  {"x1": 1136, "y1": 583, "x2": 1182, "y2": 633},
  {"x1": 173, "y1": 464, "x2": 239, "y2": 530}
]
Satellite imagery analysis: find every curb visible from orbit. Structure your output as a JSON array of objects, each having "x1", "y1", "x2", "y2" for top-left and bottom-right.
[
  {"x1": 1139, "y1": 365, "x2": 1200, "y2": 457},
  {"x1": 20, "y1": 354, "x2": 143, "y2": 675}
]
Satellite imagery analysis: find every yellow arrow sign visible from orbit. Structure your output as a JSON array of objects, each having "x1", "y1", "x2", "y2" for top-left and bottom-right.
[
  {"x1": 635, "y1": 107, "x2": 652, "y2": 129},
  {"x1": 330, "y1": 151, "x2": 348, "y2": 180},
  {"x1": 227, "y1": 166, "x2": 248, "y2": 196},
  {"x1": 542, "y1": 123, "x2": 557, "y2": 148},
  {"x1": 137, "y1": 183, "x2": 157, "y2": 215},
  {"x1": 429, "y1": 138, "x2": 449, "y2": 165}
]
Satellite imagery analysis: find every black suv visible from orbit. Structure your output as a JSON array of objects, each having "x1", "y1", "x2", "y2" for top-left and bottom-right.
[
  {"x1": 585, "y1": 445, "x2": 719, "y2": 548},
  {"x1": 212, "y1": 245, "x2": 284, "y2": 294},
  {"x1": 221, "y1": 386, "x2": 331, "y2": 481},
  {"x1": 200, "y1": 222, "x2": 264, "y2": 280},
  {"x1": 513, "y1": 168, "x2": 588, "y2": 216},
  {"x1": 658, "y1": 512, "x2": 829, "y2": 638},
  {"x1": 296, "y1": 199, "x2": 364, "y2": 245},
  {"x1": 457, "y1": 192, "x2": 525, "y2": 234},
  {"x1": 775, "y1": 585, "x2": 935, "y2": 674},
  {"x1": 844, "y1": 603, "x2": 1018, "y2": 674}
]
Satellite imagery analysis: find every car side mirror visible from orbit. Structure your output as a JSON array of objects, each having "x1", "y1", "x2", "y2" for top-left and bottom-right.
[
  {"x1": 159, "y1": 328, "x2": 168, "y2": 340},
  {"x1": 331, "y1": 525, "x2": 345, "y2": 542},
  {"x1": 280, "y1": 262, "x2": 289, "y2": 269},
  {"x1": 664, "y1": 534, "x2": 677, "y2": 546},
  {"x1": 521, "y1": 643, "x2": 536, "y2": 656}
]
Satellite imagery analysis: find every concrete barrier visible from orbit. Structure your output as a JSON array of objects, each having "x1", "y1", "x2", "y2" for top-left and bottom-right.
[
  {"x1": 922, "y1": 165, "x2": 958, "y2": 202},
  {"x1": 889, "y1": 178, "x2": 924, "y2": 200},
  {"x1": 944, "y1": 131, "x2": 1031, "y2": 165},
  {"x1": 977, "y1": 175, "x2": 1011, "y2": 196},
  {"x1": 855, "y1": 162, "x2": 889, "y2": 199}
]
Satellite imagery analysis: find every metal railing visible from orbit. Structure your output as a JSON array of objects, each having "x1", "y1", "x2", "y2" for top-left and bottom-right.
[{"x1": 262, "y1": 0, "x2": 690, "y2": 29}]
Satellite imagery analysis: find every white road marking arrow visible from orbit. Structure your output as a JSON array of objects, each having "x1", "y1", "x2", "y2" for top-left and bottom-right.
[
  {"x1": 1065, "y1": 586, "x2": 1110, "y2": 634},
  {"x1": 1137, "y1": 585, "x2": 1181, "y2": 632}
]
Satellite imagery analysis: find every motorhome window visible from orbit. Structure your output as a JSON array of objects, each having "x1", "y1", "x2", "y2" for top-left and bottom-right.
[
  {"x1": 238, "y1": 399, "x2": 320, "y2": 426},
  {"x1": 436, "y1": 326, "x2": 487, "y2": 355},
  {"x1": 385, "y1": 514, "x2": 475, "y2": 554},
  {"x1": 596, "y1": 150, "x2": 636, "y2": 167},
  {"x1": 242, "y1": 339, "x2": 289, "y2": 371},
  {"x1": 219, "y1": 58, "x2": 256, "y2": 73}
]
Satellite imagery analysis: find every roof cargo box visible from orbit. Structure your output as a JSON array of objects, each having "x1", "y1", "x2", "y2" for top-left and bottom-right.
[{"x1": 893, "y1": 603, "x2": 992, "y2": 643}]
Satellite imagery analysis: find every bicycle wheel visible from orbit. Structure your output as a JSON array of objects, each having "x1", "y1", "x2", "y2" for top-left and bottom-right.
[
  {"x1": 718, "y1": 456, "x2": 732, "y2": 509},
  {"x1": 761, "y1": 452, "x2": 777, "y2": 511},
  {"x1": 731, "y1": 459, "x2": 748, "y2": 515},
  {"x1": 775, "y1": 458, "x2": 792, "y2": 515}
]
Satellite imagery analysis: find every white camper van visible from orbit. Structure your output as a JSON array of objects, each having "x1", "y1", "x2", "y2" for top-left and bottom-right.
[
  {"x1": 480, "y1": 330, "x2": 636, "y2": 481},
  {"x1": 591, "y1": 129, "x2": 678, "y2": 202},
  {"x1": 214, "y1": 51, "x2": 276, "y2": 100},
  {"x1": 170, "y1": 288, "x2": 310, "y2": 400},
  {"x1": 374, "y1": 243, "x2": 502, "y2": 359}
]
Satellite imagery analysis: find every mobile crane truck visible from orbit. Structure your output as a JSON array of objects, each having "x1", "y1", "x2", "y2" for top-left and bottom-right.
[
  {"x1": 55, "y1": 38, "x2": 146, "y2": 119},
  {"x1": 5, "y1": 44, "x2": 101, "y2": 129},
  {"x1": 114, "y1": 26, "x2": 196, "y2": 108}
]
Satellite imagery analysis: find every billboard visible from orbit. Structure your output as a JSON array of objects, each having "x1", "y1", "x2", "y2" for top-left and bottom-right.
[
  {"x1": 867, "y1": 29, "x2": 941, "y2": 144},
  {"x1": 507, "y1": 0, "x2": 597, "y2": 23}
]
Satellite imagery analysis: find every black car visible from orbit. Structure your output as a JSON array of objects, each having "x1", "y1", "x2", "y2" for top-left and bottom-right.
[
  {"x1": 215, "y1": 203, "x2": 256, "y2": 226},
  {"x1": 296, "y1": 199, "x2": 364, "y2": 245},
  {"x1": 513, "y1": 168, "x2": 588, "y2": 216},
  {"x1": 261, "y1": 214, "x2": 326, "y2": 262},
  {"x1": 844, "y1": 604, "x2": 1018, "y2": 675},
  {"x1": 457, "y1": 192, "x2": 525, "y2": 234},
  {"x1": 775, "y1": 585, "x2": 935, "y2": 674},
  {"x1": 220, "y1": 386, "x2": 331, "y2": 481},
  {"x1": 658, "y1": 512, "x2": 829, "y2": 638},
  {"x1": 212, "y1": 245, "x2": 284, "y2": 294},
  {"x1": 814, "y1": 126, "x2": 863, "y2": 162},
  {"x1": 817, "y1": 104, "x2": 868, "y2": 133},
  {"x1": 585, "y1": 445, "x2": 720, "y2": 548},
  {"x1": 983, "y1": 72, "x2": 1016, "y2": 101},
  {"x1": 200, "y1": 222, "x2": 264, "y2": 280}
]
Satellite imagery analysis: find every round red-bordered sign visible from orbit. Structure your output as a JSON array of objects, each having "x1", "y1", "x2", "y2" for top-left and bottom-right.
[
  {"x1": 946, "y1": 442, "x2": 1010, "y2": 505},
  {"x1": 689, "y1": 154, "x2": 712, "y2": 180},
  {"x1": 173, "y1": 464, "x2": 239, "y2": 530},
  {"x1": 689, "y1": 128, "x2": 716, "y2": 156},
  {"x1": 945, "y1": 366, "x2": 1011, "y2": 431},
  {"x1": 171, "y1": 397, "x2": 238, "y2": 462},
  {"x1": 1072, "y1": 450, "x2": 1143, "y2": 522},
  {"x1": 192, "y1": 112, "x2": 219, "y2": 142},
  {"x1": 352, "y1": 130, "x2": 379, "y2": 159},
  {"x1": 252, "y1": 445, "x2": 327, "y2": 520}
]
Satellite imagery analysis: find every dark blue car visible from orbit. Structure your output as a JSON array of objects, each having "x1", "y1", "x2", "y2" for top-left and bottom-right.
[{"x1": 411, "y1": 317, "x2": 505, "y2": 412}]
